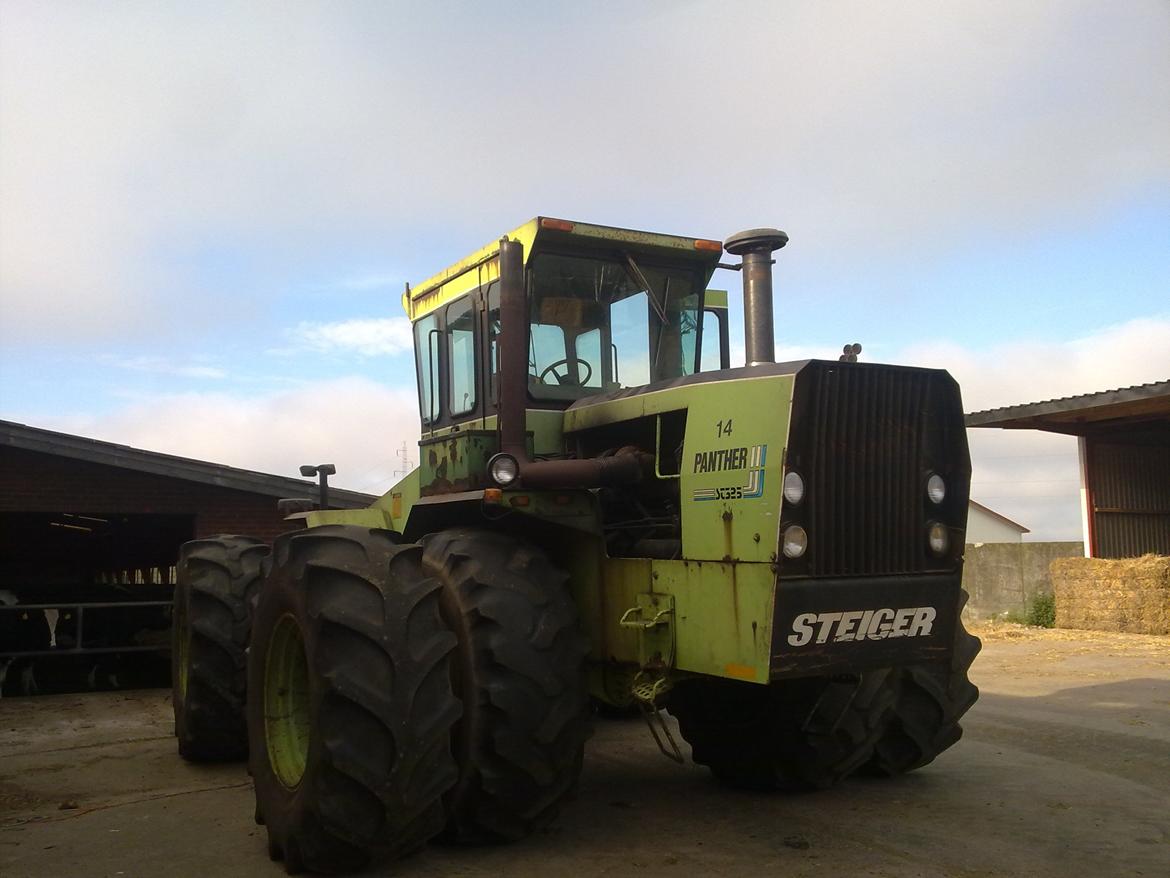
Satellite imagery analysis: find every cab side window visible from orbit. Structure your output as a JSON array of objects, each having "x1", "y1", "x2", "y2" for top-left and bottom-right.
[
  {"x1": 447, "y1": 297, "x2": 476, "y2": 416},
  {"x1": 414, "y1": 313, "x2": 441, "y2": 424}
]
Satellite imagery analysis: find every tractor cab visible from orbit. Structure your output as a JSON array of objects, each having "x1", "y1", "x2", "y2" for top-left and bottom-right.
[{"x1": 403, "y1": 218, "x2": 728, "y2": 438}]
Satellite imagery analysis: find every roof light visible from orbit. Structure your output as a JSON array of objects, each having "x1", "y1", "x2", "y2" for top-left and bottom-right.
[
  {"x1": 694, "y1": 239, "x2": 723, "y2": 252},
  {"x1": 540, "y1": 218, "x2": 575, "y2": 232}
]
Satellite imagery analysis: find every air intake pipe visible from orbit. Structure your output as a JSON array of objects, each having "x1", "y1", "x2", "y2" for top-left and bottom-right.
[{"x1": 724, "y1": 228, "x2": 789, "y2": 366}]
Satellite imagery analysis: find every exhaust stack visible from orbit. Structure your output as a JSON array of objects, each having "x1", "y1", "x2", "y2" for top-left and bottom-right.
[{"x1": 724, "y1": 228, "x2": 788, "y2": 366}]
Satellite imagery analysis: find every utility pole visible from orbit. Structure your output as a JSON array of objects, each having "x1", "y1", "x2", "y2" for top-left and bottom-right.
[{"x1": 393, "y1": 441, "x2": 413, "y2": 479}]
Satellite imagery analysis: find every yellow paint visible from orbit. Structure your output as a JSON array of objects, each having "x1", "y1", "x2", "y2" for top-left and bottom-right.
[
  {"x1": 403, "y1": 219, "x2": 540, "y2": 321},
  {"x1": 391, "y1": 492, "x2": 402, "y2": 520},
  {"x1": 403, "y1": 216, "x2": 722, "y2": 322}
]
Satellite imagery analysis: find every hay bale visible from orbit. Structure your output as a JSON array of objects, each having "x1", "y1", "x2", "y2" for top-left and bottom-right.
[{"x1": 1049, "y1": 555, "x2": 1170, "y2": 635}]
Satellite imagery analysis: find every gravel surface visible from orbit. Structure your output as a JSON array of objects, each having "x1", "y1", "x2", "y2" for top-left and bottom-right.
[{"x1": 2, "y1": 625, "x2": 1168, "y2": 877}]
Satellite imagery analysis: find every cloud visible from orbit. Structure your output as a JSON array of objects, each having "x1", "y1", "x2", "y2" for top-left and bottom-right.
[
  {"x1": 15, "y1": 316, "x2": 1168, "y2": 540},
  {"x1": 38, "y1": 376, "x2": 421, "y2": 495},
  {"x1": 1, "y1": 2, "x2": 1166, "y2": 338},
  {"x1": 102, "y1": 355, "x2": 227, "y2": 380},
  {"x1": 728, "y1": 316, "x2": 1169, "y2": 540},
  {"x1": 899, "y1": 315, "x2": 1170, "y2": 413},
  {"x1": 285, "y1": 317, "x2": 414, "y2": 357},
  {"x1": 902, "y1": 316, "x2": 1170, "y2": 541}
]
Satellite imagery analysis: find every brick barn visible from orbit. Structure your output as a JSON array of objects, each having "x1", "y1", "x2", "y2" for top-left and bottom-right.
[{"x1": 0, "y1": 419, "x2": 374, "y2": 693}]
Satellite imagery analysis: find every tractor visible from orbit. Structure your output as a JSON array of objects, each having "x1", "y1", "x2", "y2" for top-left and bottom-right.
[{"x1": 171, "y1": 217, "x2": 980, "y2": 873}]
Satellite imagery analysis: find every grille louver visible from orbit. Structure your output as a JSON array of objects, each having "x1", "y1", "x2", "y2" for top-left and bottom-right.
[{"x1": 802, "y1": 364, "x2": 932, "y2": 576}]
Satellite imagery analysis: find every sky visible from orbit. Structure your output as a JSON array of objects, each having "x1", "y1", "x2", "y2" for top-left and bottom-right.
[{"x1": 1, "y1": 1, "x2": 1168, "y2": 540}]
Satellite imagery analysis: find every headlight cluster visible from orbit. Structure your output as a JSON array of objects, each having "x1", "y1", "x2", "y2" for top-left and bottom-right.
[
  {"x1": 925, "y1": 472, "x2": 949, "y2": 557},
  {"x1": 487, "y1": 453, "x2": 519, "y2": 487},
  {"x1": 781, "y1": 468, "x2": 807, "y2": 558}
]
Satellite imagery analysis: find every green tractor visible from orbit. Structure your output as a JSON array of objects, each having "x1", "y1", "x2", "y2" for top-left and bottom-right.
[{"x1": 171, "y1": 217, "x2": 979, "y2": 873}]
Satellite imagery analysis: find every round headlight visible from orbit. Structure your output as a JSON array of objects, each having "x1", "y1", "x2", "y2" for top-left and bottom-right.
[
  {"x1": 927, "y1": 473, "x2": 946, "y2": 504},
  {"x1": 783, "y1": 471, "x2": 804, "y2": 505},
  {"x1": 487, "y1": 453, "x2": 519, "y2": 487},
  {"x1": 928, "y1": 522, "x2": 949, "y2": 556},
  {"x1": 782, "y1": 525, "x2": 808, "y2": 559}
]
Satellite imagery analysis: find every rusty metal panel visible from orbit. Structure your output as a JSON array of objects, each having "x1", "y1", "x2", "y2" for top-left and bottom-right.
[
  {"x1": 417, "y1": 431, "x2": 499, "y2": 496},
  {"x1": 1088, "y1": 438, "x2": 1170, "y2": 557}
]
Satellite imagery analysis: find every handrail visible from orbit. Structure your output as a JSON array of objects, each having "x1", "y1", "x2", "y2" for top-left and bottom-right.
[{"x1": 0, "y1": 600, "x2": 172, "y2": 659}]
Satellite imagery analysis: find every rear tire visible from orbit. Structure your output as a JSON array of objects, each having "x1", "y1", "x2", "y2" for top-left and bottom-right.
[
  {"x1": 866, "y1": 591, "x2": 981, "y2": 775},
  {"x1": 172, "y1": 535, "x2": 268, "y2": 762},
  {"x1": 248, "y1": 525, "x2": 461, "y2": 873},
  {"x1": 669, "y1": 672, "x2": 895, "y2": 791},
  {"x1": 421, "y1": 528, "x2": 590, "y2": 842}
]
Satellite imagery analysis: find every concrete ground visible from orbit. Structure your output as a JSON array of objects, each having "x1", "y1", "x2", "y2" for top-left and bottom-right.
[{"x1": 2, "y1": 625, "x2": 1168, "y2": 877}]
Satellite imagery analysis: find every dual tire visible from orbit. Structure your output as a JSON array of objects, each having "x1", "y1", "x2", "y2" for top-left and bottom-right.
[
  {"x1": 669, "y1": 594, "x2": 981, "y2": 790},
  {"x1": 172, "y1": 535, "x2": 268, "y2": 762},
  {"x1": 242, "y1": 525, "x2": 588, "y2": 874}
]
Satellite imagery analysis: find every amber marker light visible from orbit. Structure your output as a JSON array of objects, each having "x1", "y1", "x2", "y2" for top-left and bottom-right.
[
  {"x1": 540, "y1": 218, "x2": 575, "y2": 232},
  {"x1": 509, "y1": 495, "x2": 531, "y2": 508},
  {"x1": 694, "y1": 238, "x2": 723, "y2": 252},
  {"x1": 483, "y1": 489, "x2": 503, "y2": 504}
]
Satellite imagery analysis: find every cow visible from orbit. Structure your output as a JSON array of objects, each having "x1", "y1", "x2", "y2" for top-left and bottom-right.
[{"x1": 0, "y1": 590, "x2": 50, "y2": 697}]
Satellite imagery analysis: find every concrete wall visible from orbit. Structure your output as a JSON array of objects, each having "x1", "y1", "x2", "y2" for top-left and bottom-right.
[{"x1": 962, "y1": 541, "x2": 1084, "y2": 619}]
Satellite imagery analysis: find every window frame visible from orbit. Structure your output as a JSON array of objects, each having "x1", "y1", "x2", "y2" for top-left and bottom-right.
[
  {"x1": 522, "y1": 247, "x2": 707, "y2": 405},
  {"x1": 445, "y1": 296, "x2": 479, "y2": 417}
]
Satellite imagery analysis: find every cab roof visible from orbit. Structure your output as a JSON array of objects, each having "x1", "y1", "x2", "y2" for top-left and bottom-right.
[{"x1": 402, "y1": 217, "x2": 724, "y2": 321}]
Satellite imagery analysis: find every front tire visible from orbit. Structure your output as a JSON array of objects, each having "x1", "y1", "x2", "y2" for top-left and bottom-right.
[
  {"x1": 867, "y1": 592, "x2": 981, "y2": 775},
  {"x1": 669, "y1": 672, "x2": 895, "y2": 791},
  {"x1": 248, "y1": 526, "x2": 461, "y2": 874},
  {"x1": 172, "y1": 535, "x2": 268, "y2": 762},
  {"x1": 421, "y1": 528, "x2": 589, "y2": 842}
]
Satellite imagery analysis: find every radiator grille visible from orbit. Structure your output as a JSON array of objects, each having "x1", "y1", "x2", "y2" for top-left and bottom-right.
[{"x1": 804, "y1": 365, "x2": 931, "y2": 576}]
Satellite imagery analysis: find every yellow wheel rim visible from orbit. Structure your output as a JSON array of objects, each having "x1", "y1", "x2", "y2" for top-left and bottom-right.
[{"x1": 264, "y1": 614, "x2": 311, "y2": 789}]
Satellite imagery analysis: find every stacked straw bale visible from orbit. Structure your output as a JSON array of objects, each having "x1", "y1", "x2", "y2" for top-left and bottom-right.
[{"x1": 1049, "y1": 555, "x2": 1170, "y2": 634}]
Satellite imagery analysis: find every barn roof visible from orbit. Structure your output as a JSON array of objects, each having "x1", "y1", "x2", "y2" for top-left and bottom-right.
[
  {"x1": 968, "y1": 499, "x2": 1030, "y2": 534},
  {"x1": 964, "y1": 380, "x2": 1170, "y2": 436},
  {"x1": 0, "y1": 420, "x2": 377, "y2": 509}
]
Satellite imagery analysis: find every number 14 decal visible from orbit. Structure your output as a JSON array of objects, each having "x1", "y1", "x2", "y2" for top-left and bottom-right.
[{"x1": 717, "y1": 418, "x2": 733, "y2": 437}]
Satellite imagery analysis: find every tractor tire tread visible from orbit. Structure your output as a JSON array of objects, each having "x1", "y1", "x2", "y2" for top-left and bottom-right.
[
  {"x1": 251, "y1": 526, "x2": 461, "y2": 874},
  {"x1": 422, "y1": 528, "x2": 589, "y2": 843},
  {"x1": 173, "y1": 535, "x2": 267, "y2": 762}
]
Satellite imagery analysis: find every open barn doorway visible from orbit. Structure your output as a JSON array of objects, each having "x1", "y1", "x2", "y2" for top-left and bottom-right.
[{"x1": 0, "y1": 512, "x2": 194, "y2": 696}]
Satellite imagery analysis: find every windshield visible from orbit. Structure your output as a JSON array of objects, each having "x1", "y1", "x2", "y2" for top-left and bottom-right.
[{"x1": 526, "y1": 251, "x2": 703, "y2": 401}]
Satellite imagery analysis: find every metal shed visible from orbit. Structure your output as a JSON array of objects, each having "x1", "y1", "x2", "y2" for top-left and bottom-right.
[{"x1": 966, "y1": 381, "x2": 1170, "y2": 559}]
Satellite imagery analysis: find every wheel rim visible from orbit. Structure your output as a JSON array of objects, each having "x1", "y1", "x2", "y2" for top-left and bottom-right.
[
  {"x1": 264, "y1": 614, "x2": 311, "y2": 789},
  {"x1": 175, "y1": 599, "x2": 189, "y2": 700}
]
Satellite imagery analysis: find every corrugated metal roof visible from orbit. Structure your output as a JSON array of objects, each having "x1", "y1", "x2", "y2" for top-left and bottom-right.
[
  {"x1": 965, "y1": 380, "x2": 1170, "y2": 433},
  {"x1": 0, "y1": 419, "x2": 377, "y2": 508}
]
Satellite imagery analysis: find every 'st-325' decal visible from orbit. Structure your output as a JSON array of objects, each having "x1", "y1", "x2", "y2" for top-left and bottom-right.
[{"x1": 692, "y1": 444, "x2": 767, "y2": 501}]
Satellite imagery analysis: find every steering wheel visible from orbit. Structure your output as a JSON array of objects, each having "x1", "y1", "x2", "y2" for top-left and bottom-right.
[{"x1": 538, "y1": 357, "x2": 594, "y2": 386}]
